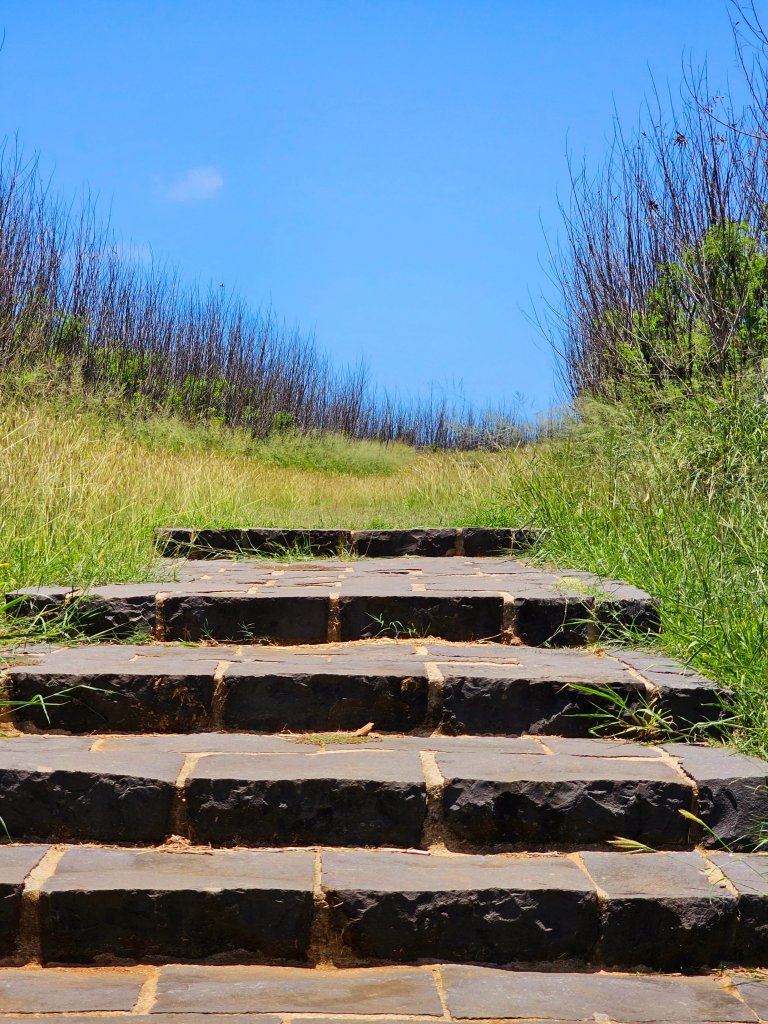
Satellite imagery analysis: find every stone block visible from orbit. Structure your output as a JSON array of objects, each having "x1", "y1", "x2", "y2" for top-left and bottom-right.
[
  {"x1": 323, "y1": 850, "x2": 599, "y2": 963},
  {"x1": 581, "y1": 850, "x2": 736, "y2": 968},
  {"x1": 161, "y1": 592, "x2": 329, "y2": 643},
  {"x1": 39, "y1": 847, "x2": 314, "y2": 964},
  {"x1": 185, "y1": 750, "x2": 426, "y2": 847},
  {"x1": 664, "y1": 743, "x2": 768, "y2": 848},
  {"x1": 440, "y1": 751, "x2": 693, "y2": 847},
  {"x1": 0, "y1": 967, "x2": 145, "y2": 1013},
  {"x1": 337, "y1": 594, "x2": 503, "y2": 642},
  {"x1": 222, "y1": 662, "x2": 429, "y2": 732},
  {"x1": 0, "y1": 741, "x2": 182, "y2": 844},
  {"x1": 461, "y1": 528, "x2": 514, "y2": 556},
  {"x1": 712, "y1": 853, "x2": 768, "y2": 964},
  {"x1": 351, "y1": 529, "x2": 458, "y2": 557},
  {"x1": 0, "y1": 846, "x2": 50, "y2": 956}
]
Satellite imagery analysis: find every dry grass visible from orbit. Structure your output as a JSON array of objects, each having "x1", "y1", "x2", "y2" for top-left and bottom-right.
[{"x1": 0, "y1": 397, "x2": 513, "y2": 592}]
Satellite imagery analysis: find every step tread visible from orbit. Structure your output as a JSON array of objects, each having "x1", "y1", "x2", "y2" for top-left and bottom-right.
[
  {"x1": 7, "y1": 556, "x2": 658, "y2": 645},
  {"x1": 0, "y1": 733, "x2": 763, "y2": 850},
  {"x1": 4, "y1": 639, "x2": 722, "y2": 736},
  {"x1": 0, "y1": 964, "x2": 762, "y2": 1020}
]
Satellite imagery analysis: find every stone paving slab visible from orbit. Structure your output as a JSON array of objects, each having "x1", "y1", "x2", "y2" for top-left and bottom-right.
[
  {"x1": 152, "y1": 965, "x2": 444, "y2": 1015},
  {"x1": 440, "y1": 966, "x2": 758, "y2": 1021},
  {"x1": 7, "y1": 557, "x2": 659, "y2": 645},
  {"x1": 4, "y1": 640, "x2": 724, "y2": 736},
  {"x1": 155, "y1": 526, "x2": 541, "y2": 559},
  {"x1": 0, "y1": 964, "x2": 763, "y2": 1020},
  {"x1": 38, "y1": 846, "x2": 314, "y2": 965}
]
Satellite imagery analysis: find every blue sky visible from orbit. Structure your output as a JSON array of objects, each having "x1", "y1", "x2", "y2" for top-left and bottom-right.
[{"x1": 0, "y1": 1, "x2": 746, "y2": 413}]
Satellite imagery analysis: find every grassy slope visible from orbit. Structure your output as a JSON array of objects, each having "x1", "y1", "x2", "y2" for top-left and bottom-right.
[{"x1": 0, "y1": 396, "x2": 508, "y2": 592}]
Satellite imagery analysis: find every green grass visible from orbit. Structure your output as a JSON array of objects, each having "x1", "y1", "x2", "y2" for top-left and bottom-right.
[{"x1": 482, "y1": 377, "x2": 768, "y2": 757}]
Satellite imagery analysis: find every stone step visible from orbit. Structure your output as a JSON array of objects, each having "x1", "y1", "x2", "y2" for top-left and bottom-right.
[
  {"x1": 0, "y1": 839, "x2": 768, "y2": 966},
  {"x1": 0, "y1": 733, "x2": 763, "y2": 850},
  {"x1": 7, "y1": 555, "x2": 658, "y2": 645},
  {"x1": 0, "y1": 963, "x2": 764, "y2": 1022},
  {"x1": 1, "y1": 845, "x2": 768, "y2": 969},
  {"x1": 155, "y1": 526, "x2": 542, "y2": 558},
  {"x1": 3, "y1": 641, "x2": 725, "y2": 736}
]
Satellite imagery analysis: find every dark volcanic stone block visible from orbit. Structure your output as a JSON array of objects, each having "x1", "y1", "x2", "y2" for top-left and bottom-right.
[
  {"x1": 440, "y1": 752, "x2": 693, "y2": 848},
  {"x1": 460, "y1": 532, "x2": 514, "y2": 557},
  {"x1": 0, "y1": 741, "x2": 182, "y2": 844},
  {"x1": 67, "y1": 588, "x2": 158, "y2": 639},
  {"x1": 4, "y1": 587, "x2": 74, "y2": 617},
  {"x1": 614, "y1": 650, "x2": 727, "y2": 729},
  {"x1": 337, "y1": 594, "x2": 503, "y2": 642},
  {"x1": 161, "y1": 592, "x2": 329, "y2": 643},
  {"x1": 323, "y1": 850, "x2": 599, "y2": 964},
  {"x1": 581, "y1": 851, "x2": 736, "y2": 968},
  {"x1": 222, "y1": 663, "x2": 429, "y2": 732},
  {"x1": 712, "y1": 853, "x2": 768, "y2": 964},
  {"x1": 439, "y1": 665, "x2": 646, "y2": 737},
  {"x1": 153, "y1": 964, "x2": 443, "y2": 1015},
  {"x1": 39, "y1": 847, "x2": 314, "y2": 964},
  {"x1": 244, "y1": 529, "x2": 351, "y2": 555},
  {"x1": 461, "y1": 528, "x2": 514, "y2": 556},
  {"x1": 509, "y1": 595, "x2": 595, "y2": 646},
  {"x1": 664, "y1": 743, "x2": 768, "y2": 849},
  {"x1": 9, "y1": 648, "x2": 217, "y2": 733},
  {"x1": 0, "y1": 846, "x2": 50, "y2": 957},
  {"x1": 185, "y1": 751, "x2": 426, "y2": 847},
  {"x1": 351, "y1": 529, "x2": 458, "y2": 557},
  {"x1": 440, "y1": 965, "x2": 754, "y2": 1022}
]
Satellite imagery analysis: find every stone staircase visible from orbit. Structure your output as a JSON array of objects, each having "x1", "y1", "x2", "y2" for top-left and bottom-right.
[{"x1": 0, "y1": 527, "x2": 766, "y2": 1022}]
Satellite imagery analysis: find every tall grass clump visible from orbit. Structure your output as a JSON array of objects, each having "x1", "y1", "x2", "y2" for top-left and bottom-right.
[
  {"x1": 488, "y1": 2, "x2": 768, "y2": 755},
  {"x1": 0, "y1": 143, "x2": 518, "y2": 449}
]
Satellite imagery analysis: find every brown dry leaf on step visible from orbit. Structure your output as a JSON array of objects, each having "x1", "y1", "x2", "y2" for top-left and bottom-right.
[{"x1": 353, "y1": 722, "x2": 375, "y2": 737}]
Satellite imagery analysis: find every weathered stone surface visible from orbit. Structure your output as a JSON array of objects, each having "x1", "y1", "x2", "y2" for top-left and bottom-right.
[
  {"x1": 736, "y1": 977, "x2": 768, "y2": 1019},
  {"x1": 712, "y1": 853, "x2": 768, "y2": 964},
  {"x1": 461, "y1": 527, "x2": 514, "y2": 556},
  {"x1": 185, "y1": 751, "x2": 426, "y2": 847},
  {"x1": 440, "y1": 751, "x2": 693, "y2": 847},
  {"x1": 222, "y1": 661, "x2": 429, "y2": 733},
  {"x1": 39, "y1": 847, "x2": 314, "y2": 964},
  {"x1": 441, "y1": 965, "x2": 755, "y2": 1021},
  {"x1": 0, "y1": 967, "x2": 145, "y2": 1012},
  {"x1": 0, "y1": 1018, "x2": 279, "y2": 1024},
  {"x1": 351, "y1": 529, "x2": 459, "y2": 557},
  {"x1": 152, "y1": 964, "x2": 443, "y2": 1015},
  {"x1": 581, "y1": 850, "x2": 736, "y2": 968},
  {"x1": 0, "y1": 741, "x2": 182, "y2": 843},
  {"x1": 665, "y1": 743, "x2": 768, "y2": 848},
  {"x1": 9, "y1": 645, "x2": 218, "y2": 732},
  {"x1": 440, "y1": 661, "x2": 646, "y2": 737},
  {"x1": 0, "y1": 845, "x2": 50, "y2": 956},
  {"x1": 161, "y1": 592, "x2": 330, "y2": 644},
  {"x1": 323, "y1": 849, "x2": 598, "y2": 963},
  {"x1": 508, "y1": 594, "x2": 596, "y2": 646},
  {"x1": 613, "y1": 649, "x2": 727, "y2": 728},
  {"x1": 338, "y1": 594, "x2": 503, "y2": 642}
]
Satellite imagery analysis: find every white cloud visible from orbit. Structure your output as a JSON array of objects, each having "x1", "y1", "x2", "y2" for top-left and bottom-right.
[{"x1": 165, "y1": 166, "x2": 224, "y2": 202}]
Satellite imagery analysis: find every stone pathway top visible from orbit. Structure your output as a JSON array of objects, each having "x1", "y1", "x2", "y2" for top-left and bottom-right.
[{"x1": 8, "y1": 556, "x2": 658, "y2": 645}]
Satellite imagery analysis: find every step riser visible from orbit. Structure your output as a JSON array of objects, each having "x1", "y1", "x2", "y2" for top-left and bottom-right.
[
  {"x1": 2, "y1": 848, "x2": 766, "y2": 970},
  {"x1": 8, "y1": 672, "x2": 716, "y2": 737},
  {"x1": 0, "y1": 765, "x2": 717, "y2": 850},
  {"x1": 155, "y1": 527, "x2": 541, "y2": 559}
]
